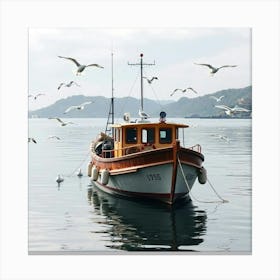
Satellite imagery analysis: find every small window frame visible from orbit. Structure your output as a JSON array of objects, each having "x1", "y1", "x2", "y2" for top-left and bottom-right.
[
  {"x1": 141, "y1": 128, "x2": 155, "y2": 144},
  {"x1": 159, "y1": 128, "x2": 173, "y2": 144},
  {"x1": 125, "y1": 127, "x2": 138, "y2": 144}
]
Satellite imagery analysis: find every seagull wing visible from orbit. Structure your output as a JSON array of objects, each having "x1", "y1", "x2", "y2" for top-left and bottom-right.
[
  {"x1": 210, "y1": 96, "x2": 218, "y2": 101},
  {"x1": 218, "y1": 65, "x2": 238, "y2": 69},
  {"x1": 58, "y1": 83, "x2": 64, "y2": 90},
  {"x1": 80, "y1": 101, "x2": 93, "y2": 107},
  {"x1": 233, "y1": 106, "x2": 250, "y2": 112},
  {"x1": 58, "y1": 56, "x2": 81, "y2": 67},
  {"x1": 64, "y1": 106, "x2": 77, "y2": 113},
  {"x1": 71, "y1": 81, "x2": 80, "y2": 87},
  {"x1": 86, "y1": 64, "x2": 104, "y2": 68},
  {"x1": 187, "y1": 87, "x2": 197, "y2": 94},
  {"x1": 55, "y1": 118, "x2": 64, "y2": 123},
  {"x1": 215, "y1": 105, "x2": 232, "y2": 111},
  {"x1": 194, "y1": 63, "x2": 215, "y2": 70},
  {"x1": 28, "y1": 95, "x2": 34, "y2": 98}
]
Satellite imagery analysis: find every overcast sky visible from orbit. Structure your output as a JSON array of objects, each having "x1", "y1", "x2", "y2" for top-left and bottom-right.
[{"x1": 29, "y1": 28, "x2": 251, "y2": 110}]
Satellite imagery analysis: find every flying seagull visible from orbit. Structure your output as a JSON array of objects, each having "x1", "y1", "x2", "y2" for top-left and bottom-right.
[
  {"x1": 64, "y1": 101, "x2": 93, "y2": 114},
  {"x1": 143, "y1": 76, "x2": 158, "y2": 84},
  {"x1": 48, "y1": 135, "x2": 61, "y2": 140},
  {"x1": 58, "y1": 81, "x2": 80, "y2": 90},
  {"x1": 58, "y1": 56, "x2": 104, "y2": 75},
  {"x1": 194, "y1": 63, "x2": 237, "y2": 75},
  {"x1": 48, "y1": 117, "x2": 74, "y2": 126},
  {"x1": 170, "y1": 87, "x2": 198, "y2": 96},
  {"x1": 138, "y1": 109, "x2": 150, "y2": 119},
  {"x1": 215, "y1": 104, "x2": 250, "y2": 116},
  {"x1": 28, "y1": 94, "x2": 45, "y2": 100},
  {"x1": 28, "y1": 137, "x2": 37, "y2": 144},
  {"x1": 211, "y1": 134, "x2": 230, "y2": 143},
  {"x1": 210, "y1": 95, "x2": 224, "y2": 102}
]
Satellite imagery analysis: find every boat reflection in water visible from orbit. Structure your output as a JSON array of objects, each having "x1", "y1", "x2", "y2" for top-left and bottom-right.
[{"x1": 87, "y1": 187, "x2": 207, "y2": 251}]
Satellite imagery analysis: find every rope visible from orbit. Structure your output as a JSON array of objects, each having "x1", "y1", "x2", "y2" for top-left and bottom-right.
[
  {"x1": 177, "y1": 158, "x2": 228, "y2": 204},
  {"x1": 63, "y1": 150, "x2": 91, "y2": 178}
]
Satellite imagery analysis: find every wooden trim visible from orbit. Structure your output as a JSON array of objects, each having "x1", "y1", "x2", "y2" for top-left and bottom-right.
[{"x1": 91, "y1": 145, "x2": 204, "y2": 172}]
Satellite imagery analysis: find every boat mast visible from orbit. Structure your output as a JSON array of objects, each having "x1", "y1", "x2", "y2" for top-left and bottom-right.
[
  {"x1": 105, "y1": 52, "x2": 114, "y2": 137},
  {"x1": 128, "y1": 53, "x2": 155, "y2": 112}
]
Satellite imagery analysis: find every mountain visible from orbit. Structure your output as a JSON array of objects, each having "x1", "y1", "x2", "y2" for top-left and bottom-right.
[{"x1": 29, "y1": 86, "x2": 252, "y2": 118}]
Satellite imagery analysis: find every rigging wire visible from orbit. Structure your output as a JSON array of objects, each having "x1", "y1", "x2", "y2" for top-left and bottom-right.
[
  {"x1": 115, "y1": 69, "x2": 140, "y2": 123},
  {"x1": 143, "y1": 69, "x2": 165, "y2": 111}
]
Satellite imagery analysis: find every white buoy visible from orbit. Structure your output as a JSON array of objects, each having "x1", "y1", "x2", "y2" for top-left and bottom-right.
[
  {"x1": 100, "y1": 169, "x2": 109, "y2": 185},
  {"x1": 77, "y1": 168, "x2": 83, "y2": 177},
  {"x1": 87, "y1": 162, "x2": 93, "y2": 177},
  {"x1": 91, "y1": 166, "x2": 99, "y2": 181},
  {"x1": 56, "y1": 174, "x2": 64, "y2": 183},
  {"x1": 198, "y1": 167, "x2": 207, "y2": 184}
]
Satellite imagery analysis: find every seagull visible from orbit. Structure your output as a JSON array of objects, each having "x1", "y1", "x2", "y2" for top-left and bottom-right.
[
  {"x1": 58, "y1": 81, "x2": 80, "y2": 90},
  {"x1": 56, "y1": 174, "x2": 64, "y2": 183},
  {"x1": 194, "y1": 63, "x2": 237, "y2": 75},
  {"x1": 58, "y1": 56, "x2": 104, "y2": 75},
  {"x1": 64, "y1": 101, "x2": 93, "y2": 114},
  {"x1": 210, "y1": 95, "x2": 224, "y2": 102},
  {"x1": 138, "y1": 109, "x2": 150, "y2": 119},
  {"x1": 211, "y1": 134, "x2": 230, "y2": 142},
  {"x1": 77, "y1": 168, "x2": 83, "y2": 177},
  {"x1": 143, "y1": 76, "x2": 158, "y2": 84},
  {"x1": 28, "y1": 94, "x2": 45, "y2": 100},
  {"x1": 48, "y1": 117, "x2": 74, "y2": 126},
  {"x1": 48, "y1": 135, "x2": 61, "y2": 140},
  {"x1": 28, "y1": 137, "x2": 37, "y2": 143},
  {"x1": 215, "y1": 104, "x2": 250, "y2": 116},
  {"x1": 170, "y1": 87, "x2": 198, "y2": 96}
]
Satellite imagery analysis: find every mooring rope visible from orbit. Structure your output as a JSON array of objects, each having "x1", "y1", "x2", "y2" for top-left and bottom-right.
[
  {"x1": 63, "y1": 150, "x2": 91, "y2": 178},
  {"x1": 177, "y1": 158, "x2": 228, "y2": 203}
]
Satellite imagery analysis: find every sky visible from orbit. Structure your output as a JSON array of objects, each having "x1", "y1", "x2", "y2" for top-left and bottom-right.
[{"x1": 29, "y1": 28, "x2": 251, "y2": 110}]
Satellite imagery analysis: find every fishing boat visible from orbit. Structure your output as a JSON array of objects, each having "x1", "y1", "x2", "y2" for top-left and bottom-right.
[{"x1": 88, "y1": 53, "x2": 207, "y2": 205}]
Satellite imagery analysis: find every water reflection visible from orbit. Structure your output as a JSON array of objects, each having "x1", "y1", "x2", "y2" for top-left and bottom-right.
[{"x1": 87, "y1": 187, "x2": 207, "y2": 251}]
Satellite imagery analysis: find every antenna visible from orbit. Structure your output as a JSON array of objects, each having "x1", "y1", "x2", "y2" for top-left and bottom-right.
[
  {"x1": 105, "y1": 51, "x2": 115, "y2": 137},
  {"x1": 128, "y1": 53, "x2": 155, "y2": 112}
]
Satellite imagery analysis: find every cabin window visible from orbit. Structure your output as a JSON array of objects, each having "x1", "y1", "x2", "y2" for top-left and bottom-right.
[
  {"x1": 159, "y1": 128, "x2": 172, "y2": 144},
  {"x1": 141, "y1": 128, "x2": 155, "y2": 144},
  {"x1": 126, "y1": 127, "x2": 137, "y2": 144}
]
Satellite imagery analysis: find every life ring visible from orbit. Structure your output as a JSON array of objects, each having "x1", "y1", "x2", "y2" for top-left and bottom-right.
[{"x1": 141, "y1": 143, "x2": 156, "y2": 151}]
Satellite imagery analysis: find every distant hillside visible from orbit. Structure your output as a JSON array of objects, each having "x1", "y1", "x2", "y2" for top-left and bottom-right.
[{"x1": 29, "y1": 86, "x2": 252, "y2": 118}]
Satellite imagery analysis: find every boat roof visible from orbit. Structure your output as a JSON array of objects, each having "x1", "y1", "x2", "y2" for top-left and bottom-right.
[{"x1": 111, "y1": 121, "x2": 189, "y2": 129}]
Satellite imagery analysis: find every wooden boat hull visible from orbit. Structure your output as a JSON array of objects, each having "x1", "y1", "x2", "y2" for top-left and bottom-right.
[{"x1": 90, "y1": 143, "x2": 204, "y2": 204}]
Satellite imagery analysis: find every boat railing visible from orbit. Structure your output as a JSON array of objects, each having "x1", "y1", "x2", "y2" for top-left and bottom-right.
[
  {"x1": 101, "y1": 144, "x2": 144, "y2": 158},
  {"x1": 187, "y1": 144, "x2": 201, "y2": 153},
  {"x1": 100, "y1": 143, "x2": 202, "y2": 158}
]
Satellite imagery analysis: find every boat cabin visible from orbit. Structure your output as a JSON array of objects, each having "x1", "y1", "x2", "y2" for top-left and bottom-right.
[{"x1": 110, "y1": 121, "x2": 189, "y2": 158}]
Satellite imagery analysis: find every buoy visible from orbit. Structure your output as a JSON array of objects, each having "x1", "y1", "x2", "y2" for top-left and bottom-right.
[
  {"x1": 100, "y1": 169, "x2": 109, "y2": 185},
  {"x1": 77, "y1": 168, "x2": 83, "y2": 177},
  {"x1": 87, "y1": 162, "x2": 93, "y2": 176},
  {"x1": 198, "y1": 167, "x2": 207, "y2": 184},
  {"x1": 56, "y1": 174, "x2": 64, "y2": 183},
  {"x1": 91, "y1": 166, "x2": 99, "y2": 181}
]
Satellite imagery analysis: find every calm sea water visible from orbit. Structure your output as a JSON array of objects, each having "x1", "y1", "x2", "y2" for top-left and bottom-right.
[{"x1": 28, "y1": 118, "x2": 251, "y2": 253}]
